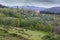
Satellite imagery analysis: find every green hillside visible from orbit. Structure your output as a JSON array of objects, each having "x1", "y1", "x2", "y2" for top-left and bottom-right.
[{"x1": 0, "y1": 8, "x2": 60, "y2": 40}]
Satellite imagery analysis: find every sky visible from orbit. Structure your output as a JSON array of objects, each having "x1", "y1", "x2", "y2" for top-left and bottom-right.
[{"x1": 0, "y1": 0, "x2": 60, "y2": 8}]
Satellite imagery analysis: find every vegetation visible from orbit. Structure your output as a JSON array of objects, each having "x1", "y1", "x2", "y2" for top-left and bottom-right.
[
  {"x1": 42, "y1": 33, "x2": 60, "y2": 40},
  {"x1": 0, "y1": 8, "x2": 60, "y2": 40}
]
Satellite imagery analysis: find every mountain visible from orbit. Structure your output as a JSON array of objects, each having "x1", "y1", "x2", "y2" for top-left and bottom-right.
[
  {"x1": 41, "y1": 7, "x2": 60, "y2": 14},
  {"x1": 0, "y1": 4, "x2": 8, "y2": 8},
  {"x1": 19, "y1": 6, "x2": 46, "y2": 11},
  {"x1": 9, "y1": 6, "x2": 46, "y2": 11}
]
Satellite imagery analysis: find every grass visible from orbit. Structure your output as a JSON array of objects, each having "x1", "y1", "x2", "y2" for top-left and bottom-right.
[
  {"x1": 24, "y1": 30, "x2": 47, "y2": 40},
  {"x1": 0, "y1": 26, "x2": 47, "y2": 40}
]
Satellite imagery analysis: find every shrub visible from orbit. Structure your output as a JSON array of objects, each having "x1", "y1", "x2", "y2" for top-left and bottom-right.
[{"x1": 42, "y1": 33, "x2": 60, "y2": 40}]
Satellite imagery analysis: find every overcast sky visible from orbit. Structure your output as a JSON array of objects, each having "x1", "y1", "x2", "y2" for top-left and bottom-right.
[{"x1": 0, "y1": 0, "x2": 60, "y2": 8}]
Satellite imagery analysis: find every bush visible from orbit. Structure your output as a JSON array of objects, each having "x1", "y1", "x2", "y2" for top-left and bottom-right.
[
  {"x1": 0, "y1": 13, "x2": 6, "y2": 17},
  {"x1": 42, "y1": 33, "x2": 60, "y2": 40}
]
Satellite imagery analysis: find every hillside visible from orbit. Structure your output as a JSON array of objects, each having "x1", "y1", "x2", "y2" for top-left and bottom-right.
[
  {"x1": 0, "y1": 6, "x2": 60, "y2": 40},
  {"x1": 41, "y1": 7, "x2": 60, "y2": 14},
  {"x1": 0, "y1": 4, "x2": 8, "y2": 8}
]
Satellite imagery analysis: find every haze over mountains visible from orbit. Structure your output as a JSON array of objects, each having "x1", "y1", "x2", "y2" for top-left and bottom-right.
[
  {"x1": 9, "y1": 6, "x2": 46, "y2": 11},
  {"x1": 0, "y1": 4, "x2": 8, "y2": 8},
  {"x1": 10, "y1": 6, "x2": 60, "y2": 14},
  {"x1": 0, "y1": 4, "x2": 60, "y2": 14},
  {"x1": 41, "y1": 7, "x2": 60, "y2": 13}
]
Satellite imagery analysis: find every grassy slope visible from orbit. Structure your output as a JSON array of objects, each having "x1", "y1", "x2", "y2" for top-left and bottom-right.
[
  {"x1": 0, "y1": 26, "x2": 47, "y2": 40},
  {"x1": 24, "y1": 30, "x2": 47, "y2": 40}
]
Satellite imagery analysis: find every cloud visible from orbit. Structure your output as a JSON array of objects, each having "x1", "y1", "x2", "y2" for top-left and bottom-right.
[{"x1": 0, "y1": 0, "x2": 60, "y2": 7}]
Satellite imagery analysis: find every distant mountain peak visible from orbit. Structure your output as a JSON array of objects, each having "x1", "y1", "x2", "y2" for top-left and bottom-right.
[
  {"x1": 0, "y1": 4, "x2": 8, "y2": 8},
  {"x1": 41, "y1": 7, "x2": 60, "y2": 14},
  {"x1": 9, "y1": 6, "x2": 46, "y2": 11}
]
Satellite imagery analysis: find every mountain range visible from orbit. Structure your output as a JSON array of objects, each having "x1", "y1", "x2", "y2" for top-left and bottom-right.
[
  {"x1": 10, "y1": 6, "x2": 60, "y2": 13},
  {"x1": 0, "y1": 4, "x2": 60, "y2": 14},
  {"x1": 0, "y1": 4, "x2": 8, "y2": 8},
  {"x1": 41, "y1": 7, "x2": 60, "y2": 13},
  {"x1": 9, "y1": 6, "x2": 46, "y2": 11}
]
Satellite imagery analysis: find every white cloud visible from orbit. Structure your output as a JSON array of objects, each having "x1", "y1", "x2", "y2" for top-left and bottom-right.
[{"x1": 0, "y1": 0, "x2": 60, "y2": 7}]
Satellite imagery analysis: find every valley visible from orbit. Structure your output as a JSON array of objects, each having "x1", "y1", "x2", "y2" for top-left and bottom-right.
[{"x1": 0, "y1": 4, "x2": 60, "y2": 40}]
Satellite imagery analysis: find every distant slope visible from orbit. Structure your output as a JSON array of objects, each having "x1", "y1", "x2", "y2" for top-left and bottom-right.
[
  {"x1": 0, "y1": 4, "x2": 8, "y2": 8},
  {"x1": 41, "y1": 7, "x2": 60, "y2": 14},
  {"x1": 9, "y1": 6, "x2": 46, "y2": 11},
  {"x1": 19, "y1": 6, "x2": 46, "y2": 11}
]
